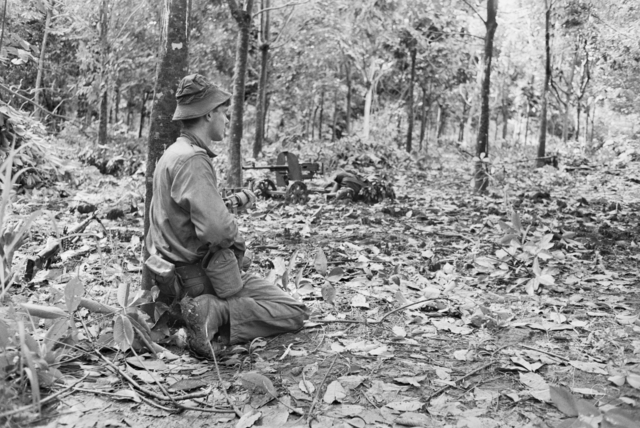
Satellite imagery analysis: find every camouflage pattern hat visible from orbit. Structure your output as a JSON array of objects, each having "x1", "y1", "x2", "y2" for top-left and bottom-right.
[{"x1": 172, "y1": 74, "x2": 231, "y2": 121}]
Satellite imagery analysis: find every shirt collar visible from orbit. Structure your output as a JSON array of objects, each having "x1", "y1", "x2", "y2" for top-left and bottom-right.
[{"x1": 180, "y1": 130, "x2": 217, "y2": 158}]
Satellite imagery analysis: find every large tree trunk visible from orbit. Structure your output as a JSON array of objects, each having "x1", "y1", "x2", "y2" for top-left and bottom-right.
[
  {"x1": 474, "y1": 0, "x2": 498, "y2": 192},
  {"x1": 253, "y1": 0, "x2": 269, "y2": 158},
  {"x1": 536, "y1": 0, "x2": 551, "y2": 167},
  {"x1": 227, "y1": 0, "x2": 254, "y2": 187},
  {"x1": 142, "y1": 0, "x2": 190, "y2": 291},
  {"x1": 97, "y1": 0, "x2": 109, "y2": 145},
  {"x1": 405, "y1": 48, "x2": 416, "y2": 153},
  {"x1": 34, "y1": 1, "x2": 53, "y2": 119}
]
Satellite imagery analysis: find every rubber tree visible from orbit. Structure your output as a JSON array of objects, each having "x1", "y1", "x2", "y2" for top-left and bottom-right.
[
  {"x1": 97, "y1": 0, "x2": 109, "y2": 145},
  {"x1": 536, "y1": 0, "x2": 551, "y2": 168},
  {"x1": 227, "y1": 0, "x2": 254, "y2": 187},
  {"x1": 474, "y1": 0, "x2": 498, "y2": 192},
  {"x1": 141, "y1": 0, "x2": 190, "y2": 291},
  {"x1": 253, "y1": 0, "x2": 269, "y2": 158},
  {"x1": 34, "y1": 0, "x2": 54, "y2": 119}
]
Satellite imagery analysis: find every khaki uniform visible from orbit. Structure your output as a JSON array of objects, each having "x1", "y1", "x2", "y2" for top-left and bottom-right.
[{"x1": 147, "y1": 132, "x2": 308, "y2": 353}]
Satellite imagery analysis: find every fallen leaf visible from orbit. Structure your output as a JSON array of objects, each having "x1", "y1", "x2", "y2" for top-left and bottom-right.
[
  {"x1": 393, "y1": 375, "x2": 426, "y2": 387},
  {"x1": 113, "y1": 389, "x2": 141, "y2": 403},
  {"x1": 300, "y1": 379, "x2": 315, "y2": 395},
  {"x1": 351, "y1": 294, "x2": 369, "y2": 308},
  {"x1": 323, "y1": 380, "x2": 346, "y2": 403},
  {"x1": 392, "y1": 326, "x2": 407, "y2": 338},
  {"x1": 394, "y1": 412, "x2": 432, "y2": 427},
  {"x1": 314, "y1": 248, "x2": 328, "y2": 276},
  {"x1": 627, "y1": 373, "x2": 640, "y2": 389},
  {"x1": 321, "y1": 281, "x2": 336, "y2": 305},
  {"x1": 386, "y1": 400, "x2": 423, "y2": 411},
  {"x1": 236, "y1": 409, "x2": 261, "y2": 428},
  {"x1": 327, "y1": 267, "x2": 344, "y2": 283},
  {"x1": 239, "y1": 372, "x2": 278, "y2": 397},
  {"x1": 569, "y1": 361, "x2": 608, "y2": 375}
]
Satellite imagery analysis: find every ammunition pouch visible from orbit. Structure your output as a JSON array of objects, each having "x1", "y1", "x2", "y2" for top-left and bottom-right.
[
  {"x1": 145, "y1": 255, "x2": 180, "y2": 303},
  {"x1": 174, "y1": 263, "x2": 214, "y2": 298},
  {"x1": 146, "y1": 244, "x2": 245, "y2": 302}
]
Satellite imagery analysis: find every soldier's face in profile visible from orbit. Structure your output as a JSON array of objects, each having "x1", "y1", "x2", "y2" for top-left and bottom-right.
[{"x1": 209, "y1": 105, "x2": 229, "y2": 141}]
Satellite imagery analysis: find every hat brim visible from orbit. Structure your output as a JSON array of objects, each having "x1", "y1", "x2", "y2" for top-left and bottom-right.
[{"x1": 172, "y1": 88, "x2": 231, "y2": 121}]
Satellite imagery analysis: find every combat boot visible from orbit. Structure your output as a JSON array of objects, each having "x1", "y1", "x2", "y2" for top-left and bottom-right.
[{"x1": 180, "y1": 294, "x2": 230, "y2": 358}]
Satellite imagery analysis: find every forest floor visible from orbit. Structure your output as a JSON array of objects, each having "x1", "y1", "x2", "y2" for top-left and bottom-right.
[{"x1": 4, "y1": 137, "x2": 640, "y2": 428}]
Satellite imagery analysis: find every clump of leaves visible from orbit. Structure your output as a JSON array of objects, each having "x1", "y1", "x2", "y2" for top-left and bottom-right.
[
  {"x1": 0, "y1": 105, "x2": 68, "y2": 189},
  {"x1": 475, "y1": 211, "x2": 565, "y2": 295},
  {"x1": 78, "y1": 140, "x2": 143, "y2": 177}
]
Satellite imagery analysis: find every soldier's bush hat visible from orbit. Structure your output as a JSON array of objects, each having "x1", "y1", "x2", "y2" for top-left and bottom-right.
[{"x1": 172, "y1": 74, "x2": 231, "y2": 121}]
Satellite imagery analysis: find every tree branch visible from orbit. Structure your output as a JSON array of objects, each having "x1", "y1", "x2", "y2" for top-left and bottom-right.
[
  {"x1": 460, "y1": 0, "x2": 486, "y2": 25},
  {"x1": 270, "y1": 4, "x2": 297, "y2": 47},
  {"x1": 252, "y1": 0, "x2": 307, "y2": 19},
  {"x1": 0, "y1": 83, "x2": 85, "y2": 127}
]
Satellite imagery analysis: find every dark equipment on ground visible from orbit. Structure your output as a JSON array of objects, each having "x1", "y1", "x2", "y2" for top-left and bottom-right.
[{"x1": 243, "y1": 151, "x2": 325, "y2": 204}]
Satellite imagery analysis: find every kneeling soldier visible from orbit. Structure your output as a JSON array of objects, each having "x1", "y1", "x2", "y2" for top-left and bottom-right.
[{"x1": 145, "y1": 74, "x2": 309, "y2": 358}]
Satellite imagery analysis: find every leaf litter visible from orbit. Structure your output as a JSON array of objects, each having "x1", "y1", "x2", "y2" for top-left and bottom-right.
[{"x1": 4, "y1": 146, "x2": 640, "y2": 427}]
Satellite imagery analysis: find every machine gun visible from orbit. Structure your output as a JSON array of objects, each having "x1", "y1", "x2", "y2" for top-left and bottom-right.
[{"x1": 242, "y1": 151, "x2": 324, "y2": 204}]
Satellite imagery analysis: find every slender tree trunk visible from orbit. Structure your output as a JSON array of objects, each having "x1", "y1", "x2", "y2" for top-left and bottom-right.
[
  {"x1": 459, "y1": 99, "x2": 469, "y2": 143},
  {"x1": 474, "y1": 0, "x2": 498, "y2": 192},
  {"x1": 227, "y1": 0, "x2": 254, "y2": 187},
  {"x1": 34, "y1": 1, "x2": 53, "y2": 119},
  {"x1": 253, "y1": 0, "x2": 269, "y2": 158},
  {"x1": 142, "y1": 0, "x2": 190, "y2": 292},
  {"x1": 562, "y1": 47, "x2": 578, "y2": 142},
  {"x1": 363, "y1": 82, "x2": 373, "y2": 141},
  {"x1": 436, "y1": 106, "x2": 447, "y2": 142},
  {"x1": 97, "y1": 0, "x2": 109, "y2": 145},
  {"x1": 114, "y1": 84, "x2": 120, "y2": 123},
  {"x1": 525, "y1": 104, "x2": 530, "y2": 145},
  {"x1": 138, "y1": 91, "x2": 148, "y2": 138},
  {"x1": 419, "y1": 86, "x2": 428, "y2": 151},
  {"x1": 405, "y1": 48, "x2": 416, "y2": 152},
  {"x1": 311, "y1": 104, "x2": 318, "y2": 139},
  {"x1": 331, "y1": 88, "x2": 338, "y2": 142},
  {"x1": 501, "y1": 83, "x2": 508, "y2": 139},
  {"x1": 0, "y1": 0, "x2": 7, "y2": 55},
  {"x1": 345, "y1": 61, "x2": 352, "y2": 135},
  {"x1": 536, "y1": 0, "x2": 552, "y2": 167},
  {"x1": 318, "y1": 88, "x2": 324, "y2": 140},
  {"x1": 576, "y1": 102, "x2": 581, "y2": 141},
  {"x1": 589, "y1": 103, "x2": 595, "y2": 144}
]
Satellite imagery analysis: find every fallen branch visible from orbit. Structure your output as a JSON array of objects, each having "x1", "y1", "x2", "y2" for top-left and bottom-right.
[
  {"x1": 25, "y1": 214, "x2": 97, "y2": 281},
  {"x1": 306, "y1": 353, "x2": 339, "y2": 423},
  {"x1": 520, "y1": 344, "x2": 569, "y2": 362},
  {"x1": 310, "y1": 298, "x2": 448, "y2": 325},
  {"x1": 206, "y1": 325, "x2": 244, "y2": 418},
  {"x1": 424, "y1": 361, "x2": 495, "y2": 403},
  {"x1": 93, "y1": 346, "x2": 234, "y2": 412},
  {"x1": 0, "y1": 374, "x2": 88, "y2": 419}
]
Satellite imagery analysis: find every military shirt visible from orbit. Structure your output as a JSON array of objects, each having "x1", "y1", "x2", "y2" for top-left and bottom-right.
[{"x1": 146, "y1": 131, "x2": 238, "y2": 263}]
